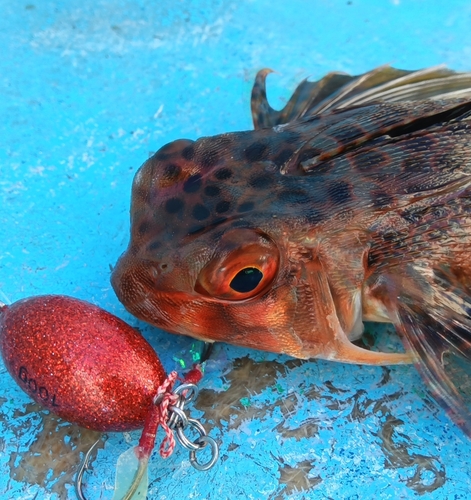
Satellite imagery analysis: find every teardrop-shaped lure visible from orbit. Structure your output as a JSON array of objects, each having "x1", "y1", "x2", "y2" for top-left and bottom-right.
[{"x1": 0, "y1": 295, "x2": 166, "y2": 431}]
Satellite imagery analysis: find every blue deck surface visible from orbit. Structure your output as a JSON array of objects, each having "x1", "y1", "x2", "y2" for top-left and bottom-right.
[{"x1": 2, "y1": 1, "x2": 471, "y2": 499}]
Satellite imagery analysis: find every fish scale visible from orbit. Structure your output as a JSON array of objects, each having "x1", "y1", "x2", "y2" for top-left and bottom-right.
[{"x1": 112, "y1": 65, "x2": 471, "y2": 438}]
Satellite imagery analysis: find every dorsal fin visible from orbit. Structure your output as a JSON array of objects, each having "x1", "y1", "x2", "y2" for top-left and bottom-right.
[{"x1": 251, "y1": 65, "x2": 471, "y2": 130}]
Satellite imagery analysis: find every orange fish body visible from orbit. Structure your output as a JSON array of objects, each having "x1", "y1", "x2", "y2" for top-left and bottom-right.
[{"x1": 112, "y1": 65, "x2": 471, "y2": 435}]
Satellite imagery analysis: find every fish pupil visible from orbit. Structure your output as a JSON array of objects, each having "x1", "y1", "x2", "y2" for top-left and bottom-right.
[{"x1": 230, "y1": 268, "x2": 263, "y2": 293}]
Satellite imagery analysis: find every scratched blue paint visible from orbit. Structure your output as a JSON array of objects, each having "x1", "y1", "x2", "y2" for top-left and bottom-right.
[{"x1": 2, "y1": 1, "x2": 471, "y2": 499}]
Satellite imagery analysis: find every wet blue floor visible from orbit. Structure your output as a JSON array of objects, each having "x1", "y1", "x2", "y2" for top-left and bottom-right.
[{"x1": 2, "y1": 1, "x2": 471, "y2": 498}]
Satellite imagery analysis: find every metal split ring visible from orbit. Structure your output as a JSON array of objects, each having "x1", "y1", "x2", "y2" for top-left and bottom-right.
[
  {"x1": 175, "y1": 418, "x2": 219, "y2": 471},
  {"x1": 189, "y1": 436, "x2": 220, "y2": 471},
  {"x1": 173, "y1": 382, "x2": 199, "y2": 403},
  {"x1": 176, "y1": 418, "x2": 207, "y2": 451}
]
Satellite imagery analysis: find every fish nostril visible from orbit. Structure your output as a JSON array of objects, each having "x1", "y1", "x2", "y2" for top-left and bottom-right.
[
  {"x1": 151, "y1": 262, "x2": 172, "y2": 279},
  {"x1": 157, "y1": 262, "x2": 173, "y2": 274}
]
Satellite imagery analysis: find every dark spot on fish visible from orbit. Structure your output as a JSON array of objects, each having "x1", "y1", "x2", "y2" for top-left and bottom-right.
[
  {"x1": 183, "y1": 174, "x2": 202, "y2": 193},
  {"x1": 181, "y1": 145, "x2": 195, "y2": 160},
  {"x1": 355, "y1": 150, "x2": 388, "y2": 171},
  {"x1": 238, "y1": 201, "x2": 254, "y2": 212},
  {"x1": 138, "y1": 221, "x2": 151, "y2": 234},
  {"x1": 248, "y1": 173, "x2": 274, "y2": 190},
  {"x1": 328, "y1": 180, "x2": 351, "y2": 204},
  {"x1": 204, "y1": 185, "x2": 221, "y2": 197},
  {"x1": 163, "y1": 163, "x2": 181, "y2": 181},
  {"x1": 148, "y1": 241, "x2": 161, "y2": 251},
  {"x1": 215, "y1": 168, "x2": 233, "y2": 180},
  {"x1": 275, "y1": 148, "x2": 294, "y2": 166},
  {"x1": 216, "y1": 200, "x2": 231, "y2": 213},
  {"x1": 244, "y1": 142, "x2": 269, "y2": 162},
  {"x1": 278, "y1": 189, "x2": 311, "y2": 204},
  {"x1": 372, "y1": 191, "x2": 394, "y2": 208},
  {"x1": 200, "y1": 149, "x2": 220, "y2": 168},
  {"x1": 192, "y1": 203, "x2": 211, "y2": 221},
  {"x1": 165, "y1": 197, "x2": 185, "y2": 214}
]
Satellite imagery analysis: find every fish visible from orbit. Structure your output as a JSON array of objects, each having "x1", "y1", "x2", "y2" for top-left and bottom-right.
[{"x1": 112, "y1": 64, "x2": 471, "y2": 436}]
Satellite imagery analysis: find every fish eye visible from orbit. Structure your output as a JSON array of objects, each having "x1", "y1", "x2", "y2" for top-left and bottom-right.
[
  {"x1": 194, "y1": 229, "x2": 279, "y2": 301},
  {"x1": 230, "y1": 268, "x2": 263, "y2": 293}
]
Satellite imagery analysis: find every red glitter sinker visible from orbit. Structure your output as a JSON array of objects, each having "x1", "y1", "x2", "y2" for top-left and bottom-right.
[{"x1": 0, "y1": 295, "x2": 166, "y2": 432}]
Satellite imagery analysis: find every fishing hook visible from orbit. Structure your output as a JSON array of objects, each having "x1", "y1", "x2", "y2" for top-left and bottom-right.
[{"x1": 75, "y1": 438, "x2": 104, "y2": 500}]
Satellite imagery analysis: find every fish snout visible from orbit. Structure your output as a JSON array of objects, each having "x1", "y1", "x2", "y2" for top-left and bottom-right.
[{"x1": 111, "y1": 251, "x2": 148, "y2": 311}]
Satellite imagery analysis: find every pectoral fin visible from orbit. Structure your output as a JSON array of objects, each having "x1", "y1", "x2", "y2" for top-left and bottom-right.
[{"x1": 381, "y1": 264, "x2": 471, "y2": 437}]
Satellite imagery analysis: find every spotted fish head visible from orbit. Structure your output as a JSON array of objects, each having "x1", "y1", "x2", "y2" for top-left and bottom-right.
[
  {"x1": 111, "y1": 130, "x2": 411, "y2": 364},
  {"x1": 111, "y1": 133, "x2": 306, "y2": 356}
]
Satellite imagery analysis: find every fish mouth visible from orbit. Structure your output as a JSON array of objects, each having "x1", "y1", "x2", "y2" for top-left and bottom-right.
[
  {"x1": 111, "y1": 250, "x2": 207, "y2": 338},
  {"x1": 111, "y1": 251, "x2": 166, "y2": 326}
]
